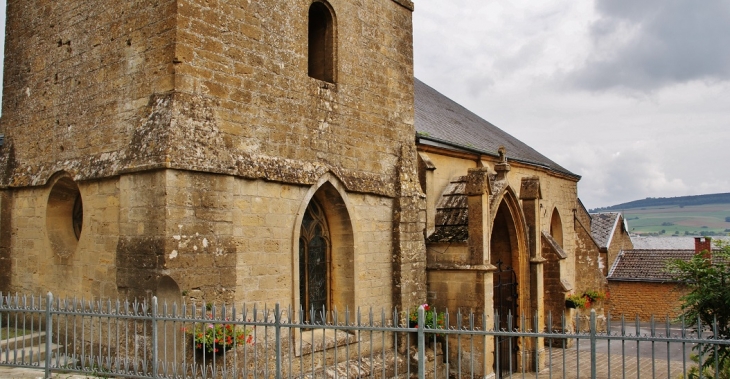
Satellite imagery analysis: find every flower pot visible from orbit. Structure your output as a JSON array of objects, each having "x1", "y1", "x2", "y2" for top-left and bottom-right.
[
  {"x1": 195, "y1": 342, "x2": 232, "y2": 355},
  {"x1": 565, "y1": 299, "x2": 577, "y2": 309}
]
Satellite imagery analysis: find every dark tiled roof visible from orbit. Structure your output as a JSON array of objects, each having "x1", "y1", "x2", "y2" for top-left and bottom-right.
[
  {"x1": 428, "y1": 176, "x2": 468, "y2": 242},
  {"x1": 590, "y1": 212, "x2": 621, "y2": 248},
  {"x1": 414, "y1": 79, "x2": 579, "y2": 179},
  {"x1": 607, "y1": 250, "x2": 695, "y2": 282}
]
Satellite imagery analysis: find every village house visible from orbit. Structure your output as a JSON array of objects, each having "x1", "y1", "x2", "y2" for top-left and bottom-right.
[
  {"x1": 607, "y1": 236, "x2": 715, "y2": 320},
  {"x1": 0, "y1": 0, "x2": 609, "y2": 376}
]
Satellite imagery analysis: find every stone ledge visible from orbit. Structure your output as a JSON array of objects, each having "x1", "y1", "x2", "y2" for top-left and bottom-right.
[{"x1": 426, "y1": 263, "x2": 497, "y2": 272}]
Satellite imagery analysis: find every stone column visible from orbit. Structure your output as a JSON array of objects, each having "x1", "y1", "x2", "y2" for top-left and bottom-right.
[
  {"x1": 465, "y1": 167, "x2": 497, "y2": 378},
  {"x1": 466, "y1": 167, "x2": 493, "y2": 265},
  {"x1": 520, "y1": 176, "x2": 545, "y2": 370},
  {"x1": 392, "y1": 145, "x2": 428, "y2": 313},
  {"x1": 0, "y1": 191, "x2": 12, "y2": 292}
]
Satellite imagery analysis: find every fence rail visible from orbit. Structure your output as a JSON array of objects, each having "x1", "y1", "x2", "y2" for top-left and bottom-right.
[{"x1": 1, "y1": 292, "x2": 729, "y2": 379}]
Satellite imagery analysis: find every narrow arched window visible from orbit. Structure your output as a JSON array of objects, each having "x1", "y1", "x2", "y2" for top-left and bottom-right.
[
  {"x1": 299, "y1": 199, "x2": 331, "y2": 323},
  {"x1": 308, "y1": 2, "x2": 335, "y2": 83},
  {"x1": 550, "y1": 209, "x2": 563, "y2": 247}
]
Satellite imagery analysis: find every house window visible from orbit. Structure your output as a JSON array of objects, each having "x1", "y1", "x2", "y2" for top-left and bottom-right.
[{"x1": 308, "y1": 1, "x2": 336, "y2": 83}]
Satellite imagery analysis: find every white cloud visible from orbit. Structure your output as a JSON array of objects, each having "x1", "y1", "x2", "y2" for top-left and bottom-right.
[{"x1": 414, "y1": 0, "x2": 730, "y2": 209}]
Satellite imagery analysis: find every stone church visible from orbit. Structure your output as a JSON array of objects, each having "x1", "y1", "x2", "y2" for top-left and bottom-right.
[{"x1": 0, "y1": 0, "x2": 607, "y2": 375}]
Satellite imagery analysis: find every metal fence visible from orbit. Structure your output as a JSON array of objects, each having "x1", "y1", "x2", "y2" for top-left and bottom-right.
[{"x1": 1, "y1": 292, "x2": 729, "y2": 379}]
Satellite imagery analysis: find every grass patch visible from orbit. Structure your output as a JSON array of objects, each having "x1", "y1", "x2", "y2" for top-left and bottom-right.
[{"x1": 0, "y1": 327, "x2": 32, "y2": 340}]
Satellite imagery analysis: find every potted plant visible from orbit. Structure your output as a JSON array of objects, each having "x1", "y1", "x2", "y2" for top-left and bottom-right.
[
  {"x1": 186, "y1": 315, "x2": 253, "y2": 354},
  {"x1": 565, "y1": 290, "x2": 608, "y2": 309},
  {"x1": 408, "y1": 304, "x2": 445, "y2": 329},
  {"x1": 565, "y1": 293, "x2": 587, "y2": 309},
  {"x1": 582, "y1": 290, "x2": 607, "y2": 309}
]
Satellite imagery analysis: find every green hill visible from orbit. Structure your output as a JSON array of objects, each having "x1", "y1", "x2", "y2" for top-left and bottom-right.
[
  {"x1": 590, "y1": 193, "x2": 730, "y2": 213},
  {"x1": 590, "y1": 194, "x2": 730, "y2": 237}
]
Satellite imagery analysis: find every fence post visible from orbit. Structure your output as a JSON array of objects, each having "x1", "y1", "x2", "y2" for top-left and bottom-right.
[
  {"x1": 44, "y1": 292, "x2": 53, "y2": 379},
  {"x1": 417, "y1": 305, "x2": 425, "y2": 379},
  {"x1": 151, "y1": 296, "x2": 158, "y2": 379},
  {"x1": 275, "y1": 303, "x2": 282, "y2": 379},
  {"x1": 590, "y1": 309, "x2": 596, "y2": 379}
]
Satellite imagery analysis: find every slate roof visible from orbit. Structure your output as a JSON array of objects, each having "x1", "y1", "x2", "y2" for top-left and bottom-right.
[
  {"x1": 607, "y1": 250, "x2": 695, "y2": 282},
  {"x1": 590, "y1": 212, "x2": 622, "y2": 249},
  {"x1": 428, "y1": 176, "x2": 468, "y2": 243},
  {"x1": 632, "y1": 236, "x2": 730, "y2": 250},
  {"x1": 414, "y1": 79, "x2": 579, "y2": 179}
]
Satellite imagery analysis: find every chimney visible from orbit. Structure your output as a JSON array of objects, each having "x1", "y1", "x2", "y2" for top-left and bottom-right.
[{"x1": 694, "y1": 236, "x2": 712, "y2": 257}]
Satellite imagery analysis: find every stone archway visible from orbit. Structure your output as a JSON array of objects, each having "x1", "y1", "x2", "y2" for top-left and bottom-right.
[
  {"x1": 489, "y1": 191, "x2": 531, "y2": 376},
  {"x1": 550, "y1": 209, "x2": 563, "y2": 247},
  {"x1": 293, "y1": 177, "x2": 355, "y2": 322},
  {"x1": 544, "y1": 208, "x2": 568, "y2": 333}
]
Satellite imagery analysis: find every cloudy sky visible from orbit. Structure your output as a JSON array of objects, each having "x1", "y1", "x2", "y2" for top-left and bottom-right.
[
  {"x1": 1, "y1": 1, "x2": 728, "y2": 209},
  {"x1": 413, "y1": 0, "x2": 730, "y2": 209}
]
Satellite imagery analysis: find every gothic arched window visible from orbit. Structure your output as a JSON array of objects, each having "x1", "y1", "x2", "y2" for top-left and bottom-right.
[{"x1": 299, "y1": 199, "x2": 331, "y2": 323}]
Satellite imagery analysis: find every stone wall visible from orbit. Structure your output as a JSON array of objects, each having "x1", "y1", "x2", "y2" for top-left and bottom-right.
[
  {"x1": 0, "y1": 0, "x2": 416, "y2": 194},
  {"x1": 605, "y1": 217, "x2": 633, "y2": 274},
  {"x1": 573, "y1": 207, "x2": 608, "y2": 295},
  {"x1": 5, "y1": 176, "x2": 119, "y2": 300},
  {"x1": 0, "y1": 0, "x2": 424, "y2": 312},
  {"x1": 607, "y1": 281, "x2": 688, "y2": 321}
]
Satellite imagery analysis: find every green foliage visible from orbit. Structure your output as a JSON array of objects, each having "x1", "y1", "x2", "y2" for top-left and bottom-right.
[
  {"x1": 565, "y1": 293, "x2": 587, "y2": 309},
  {"x1": 685, "y1": 353, "x2": 730, "y2": 379},
  {"x1": 566, "y1": 291, "x2": 607, "y2": 309},
  {"x1": 185, "y1": 315, "x2": 253, "y2": 353},
  {"x1": 667, "y1": 241, "x2": 730, "y2": 374},
  {"x1": 408, "y1": 304, "x2": 445, "y2": 329}
]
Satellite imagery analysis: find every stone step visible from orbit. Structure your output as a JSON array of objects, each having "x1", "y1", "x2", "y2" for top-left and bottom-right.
[
  {"x1": 0, "y1": 331, "x2": 48, "y2": 351},
  {"x1": 0, "y1": 342, "x2": 60, "y2": 364},
  {"x1": 0, "y1": 331, "x2": 75, "y2": 366}
]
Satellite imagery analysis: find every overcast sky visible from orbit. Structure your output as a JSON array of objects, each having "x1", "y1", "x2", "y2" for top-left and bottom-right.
[
  {"x1": 414, "y1": 0, "x2": 730, "y2": 209},
  {"x1": 1, "y1": 1, "x2": 728, "y2": 209}
]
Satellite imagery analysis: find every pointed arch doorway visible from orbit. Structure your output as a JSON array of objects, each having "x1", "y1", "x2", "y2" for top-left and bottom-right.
[{"x1": 490, "y1": 195, "x2": 529, "y2": 377}]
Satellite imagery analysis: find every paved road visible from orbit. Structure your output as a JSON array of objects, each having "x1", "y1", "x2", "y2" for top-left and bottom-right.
[{"x1": 576, "y1": 322, "x2": 704, "y2": 363}]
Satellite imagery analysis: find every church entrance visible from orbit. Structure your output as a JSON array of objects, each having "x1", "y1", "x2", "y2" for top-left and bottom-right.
[
  {"x1": 299, "y1": 199, "x2": 331, "y2": 324},
  {"x1": 494, "y1": 261, "x2": 518, "y2": 376},
  {"x1": 490, "y1": 199, "x2": 522, "y2": 377}
]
